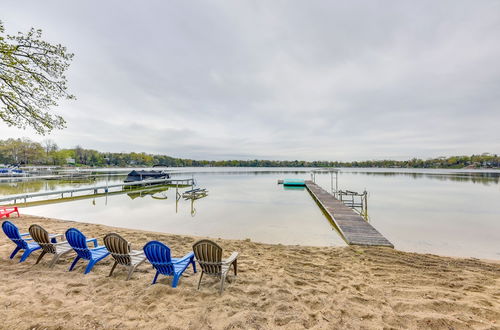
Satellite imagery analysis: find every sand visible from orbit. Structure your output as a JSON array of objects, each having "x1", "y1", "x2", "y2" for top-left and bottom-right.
[{"x1": 0, "y1": 215, "x2": 499, "y2": 329}]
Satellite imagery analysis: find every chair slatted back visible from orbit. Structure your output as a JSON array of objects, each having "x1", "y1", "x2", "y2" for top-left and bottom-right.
[
  {"x1": 29, "y1": 224, "x2": 55, "y2": 254},
  {"x1": 143, "y1": 241, "x2": 174, "y2": 276},
  {"x1": 65, "y1": 228, "x2": 92, "y2": 260},
  {"x1": 104, "y1": 233, "x2": 131, "y2": 266},
  {"x1": 2, "y1": 220, "x2": 28, "y2": 249},
  {"x1": 192, "y1": 240, "x2": 222, "y2": 275}
]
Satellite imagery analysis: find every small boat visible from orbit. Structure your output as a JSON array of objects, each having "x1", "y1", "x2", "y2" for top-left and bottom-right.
[
  {"x1": 124, "y1": 170, "x2": 170, "y2": 183},
  {"x1": 282, "y1": 179, "x2": 306, "y2": 187},
  {"x1": 0, "y1": 166, "x2": 25, "y2": 177}
]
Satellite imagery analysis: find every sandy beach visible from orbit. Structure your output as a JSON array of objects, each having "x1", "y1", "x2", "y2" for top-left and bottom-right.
[{"x1": 0, "y1": 215, "x2": 499, "y2": 329}]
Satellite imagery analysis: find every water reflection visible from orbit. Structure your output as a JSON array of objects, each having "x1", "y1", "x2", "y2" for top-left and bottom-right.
[
  {"x1": 2, "y1": 169, "x2": 499, "y2": 196},
  {"x1": 283, "y1": 186, "x2": 306, "y2": 191},
  {"x1": 22, "y1": 173, "x2": 346, "y2": 248},
  {"x1": 0, "y1": 176, "x2": 116, "y2": 195},
  {"x1": 346, "y1": 170, "x2": 500, "y2": 185},
  {"x1": 312, "y1": 169, "x2": 500, "y2": 259},
  {"x1": 127, "y1": 186, "x2": 169, "y2": 200},
  {"x1": 2, "y1": 168, "x2": 499, "y2": 259}
]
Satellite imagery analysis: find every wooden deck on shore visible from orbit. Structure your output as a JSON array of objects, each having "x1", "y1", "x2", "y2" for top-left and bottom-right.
[{"x1": 305, "y1": 181, "x2": 393, "y2": 248}]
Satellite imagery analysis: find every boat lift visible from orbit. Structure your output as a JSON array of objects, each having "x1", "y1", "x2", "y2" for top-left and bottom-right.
[{"x1": 310, "y1": 168, "x2": 369, "y2": 220}]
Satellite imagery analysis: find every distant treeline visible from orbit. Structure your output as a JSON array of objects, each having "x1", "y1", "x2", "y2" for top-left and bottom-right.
[{"x1": 0, "y1": 138, "x2": 498, "y2": 169}]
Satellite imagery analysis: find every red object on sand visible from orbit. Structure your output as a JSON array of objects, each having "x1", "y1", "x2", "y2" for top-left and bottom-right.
[{"x1": 0, "y1": 206, "x2": 20, "y2": 218}]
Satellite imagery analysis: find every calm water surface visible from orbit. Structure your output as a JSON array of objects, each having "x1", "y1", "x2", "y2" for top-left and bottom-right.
[{"x1": 2, "y1": 168, "x2": 499, "y2": 259}]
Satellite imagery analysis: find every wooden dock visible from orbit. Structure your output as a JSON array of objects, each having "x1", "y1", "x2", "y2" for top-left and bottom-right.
[
  {"x1": 305, "y1": 181, "x2": 393, "y2": 248},
  {"x1": 0, "y1": 178, "x2": 194, "y2": 205}
]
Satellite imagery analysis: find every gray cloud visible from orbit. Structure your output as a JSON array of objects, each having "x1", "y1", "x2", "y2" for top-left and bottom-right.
[{"x1": 1, "y1": 0, "x2": 499, "y2": 161}]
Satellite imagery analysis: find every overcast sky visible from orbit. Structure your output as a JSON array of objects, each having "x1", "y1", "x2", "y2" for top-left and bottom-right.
[{"x1": 1, "y1": 1, "x2": 499, "y2": 161}]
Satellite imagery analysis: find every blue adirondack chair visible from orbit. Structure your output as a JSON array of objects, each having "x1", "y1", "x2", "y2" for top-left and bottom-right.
[
  {"x1": 2, "y1": 220, "x2": 42, "y2": 262},
  {"x1": 143, "y1": 241, "x2": 196, "y2": 288},
  {"x1": 65, "y1": 228, "x2": 110, "y2": 274}
]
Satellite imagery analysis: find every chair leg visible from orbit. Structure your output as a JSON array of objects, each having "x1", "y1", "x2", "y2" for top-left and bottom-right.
[
  {"x1": 69, "y1": 256, "x2": 81, "y2": 271},
  {"x1": 197, "y1": 271, "x2": 204, "y2": 290},
  {"x1": 109, "y1": 261, "x2": 118, "y2": 277},
  {"x1": 126, "y1": 266, "x2": 135, "y2": 281},
  {"x1": 9, "y1": 246, "x2": 21, "y2": 259},
  {"x1": 152, "y1": 271, "x2": 160, "y2": 285},
  {"x1": 19, "y1": 248, "x2": 35, "y2": 262},
  {"x1": 49, "y1": 254, "x2": 61, "y2": 268},
  {"x1": 233, "y1": 260, "x2": 237, "y2": 276},
  {"x1": 84, "y1": 260, "x2": 96, "y2": 274},
  {"x1": 172, "y1": 274, "x2": 180, "y2": 288},
  {"x1": 35, "y1": 251, "x2": 47, "y2": 264},
  {"x1": 219, "y1": 274, "x2": 226, "y2": 294},
  {"x1": 191, "y1": 258, "x2": 197, "y2": 273}
]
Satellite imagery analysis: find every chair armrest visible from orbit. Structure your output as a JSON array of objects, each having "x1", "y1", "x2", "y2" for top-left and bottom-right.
[
  {"x1": 20, "y1": 233, "x2": 33, "y2": 241},
  {"x1": 86, "y1": 238, "x2": 98, "y2": 247},
  {"x1": 222, "y1": 252, "x2": 239, "y2": 265},
  {"x1": 90, "y1": 246, "x2": 107, "y2": 251},
  {"x1": 49, "y1": 233, "x2": 63, "y2": 243},
  {"x1": 172, "y1": 252, "x2": 194, "y2": 264},
  {"x1": 130, "y1": 250, "x2": 144, "y2": 256},
  {"x1": 53, "y1": 241, "x2": 69, "y2": 246}
]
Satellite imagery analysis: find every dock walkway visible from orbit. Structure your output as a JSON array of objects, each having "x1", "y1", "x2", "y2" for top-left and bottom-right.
[
  {"x1": 305, "y1": 181, "x2": 393, "y2": 247},
  {"x1": 0, "y1": 178, "x2": 194, "y2": 205}
]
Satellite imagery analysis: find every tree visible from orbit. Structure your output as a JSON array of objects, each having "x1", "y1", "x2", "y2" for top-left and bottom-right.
[
  {"x1": 42, "y1": 139, "x2": 58, "y2": 154},
  {"x1": 0, "y1": 138, "x2": 23, "y2": 164},
  {"x1": 0, "y1": 20, "x2": 74, "y2": 134},
  {"x1": 0, "y1": 138, "x2": 44, "y2": 164},
  {"x1": 18, "y1": 138, "x2": 44, "y2": 164},
  {"x1": 74, "y1": 145, "x2": 84, "y2": 164},
  {"x1": 41, "y1": 139, "x2": 58, "y2": 164}
]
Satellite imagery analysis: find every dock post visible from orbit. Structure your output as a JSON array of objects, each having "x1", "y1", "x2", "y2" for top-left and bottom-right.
[
  {"x1": 335, "y1": 172, "x2": 338, "y2": 198},
  {"x1": 363, "y1": 190, "x2": 368, "y2": 221},
  {"x1": 175, "y1": 189, "x2": 181, "y2": 213},
  {"x1": 330, "y1": 172, "x2": 333, "y2": 194}
]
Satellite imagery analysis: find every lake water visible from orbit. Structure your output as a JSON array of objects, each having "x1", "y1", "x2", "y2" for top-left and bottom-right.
[{"x1": 2, "y1": 168, "x2": 499, "y2": 259}]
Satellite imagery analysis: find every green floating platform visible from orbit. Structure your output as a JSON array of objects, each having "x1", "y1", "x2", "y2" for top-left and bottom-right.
[{"x1": 283, "y1": 179, "x2": 306, "y2": 187}]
